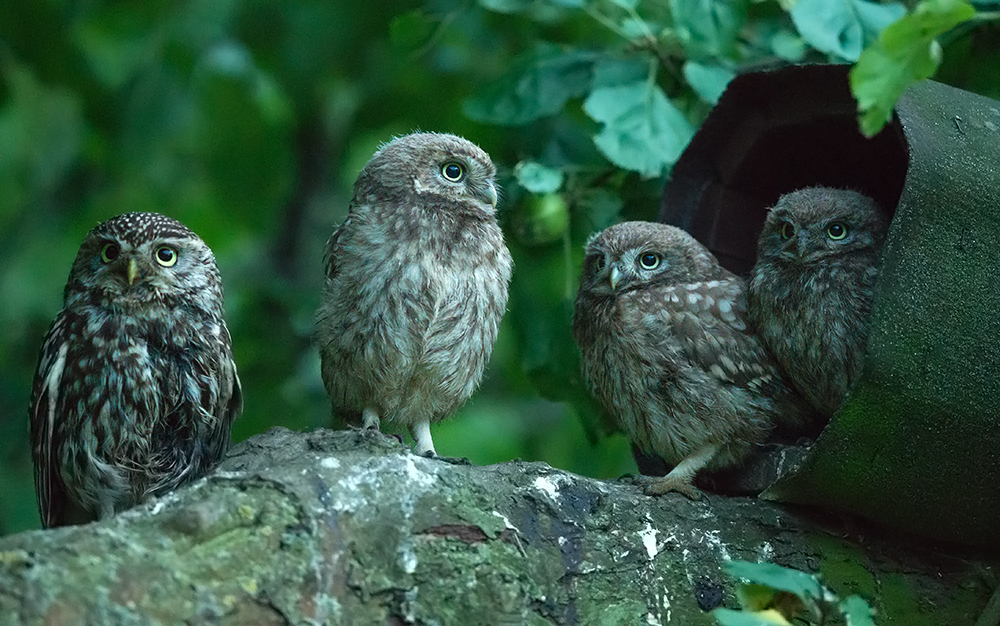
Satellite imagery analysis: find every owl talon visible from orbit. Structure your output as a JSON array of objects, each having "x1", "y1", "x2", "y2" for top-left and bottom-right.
[
  {"x1": 635, "y1": 475, "x2": 703, "y2": 500},
  {"x1": 420, "y1": 451, "x2": 472, "y2": 466}
]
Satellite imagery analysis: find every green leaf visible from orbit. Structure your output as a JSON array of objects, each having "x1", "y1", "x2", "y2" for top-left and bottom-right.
[
  {"x1": 583, "y1": 80, "x2": 694, "y2": 177},
  {"x1": 669, "y1": 0, "x2": 749, "y2": 59},
  {"x1": 850, "y1": 0, "x2": 976, "y2": 136},
  {"x1": 840, "y1": 595, "x2": 877, "y2": 626},
  {"x1": 621, "y1": 18, "x2": 656, "y2": 40},
  {"x1": 769, "y1": 30, "x2": 808, "y2": 61},
  {"x1": 724, "y1": 561, "x2": 825, "y2": 601},
  {"x1": 790, "y1": 0, "x2": 905, "y2": 61},
  {"x1": 389, "y1": 10, "x2": 437, "y2": 51},
  {"x1": 477, "y1": 0, "x2": 534, "y2": 13},
  {"x1": 0, "y1": 65, "x2": 84, "y2": 209},
  {"x1": 592, "y1": 58, "x2": 649, "y2": 89},
  {"x1": 71, "y1": 3, "x2": 167, "y2": 89},
  {"x1": 515, "y1": 161, "x2": 565, "y2": 193},
  {"x1": 683, "y1": 61, "x2": 735, "y2": 104},
  {"x1": 853, "y1": 0, "x2": 907, "y2": 35},
  {"x1": 572, "y1": 188, "x2": 623, "y2": 242},
  {"x1": 713, "y1": 608, "x2": 792, "y2": 626},
  {"x1": 463, "y1": 46, "x2": 597, "y2": 125},
  {"x1": 736, "y1": 583, "x2": 780, "y2": 612}
]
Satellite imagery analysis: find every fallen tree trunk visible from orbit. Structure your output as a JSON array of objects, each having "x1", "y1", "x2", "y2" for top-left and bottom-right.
[{"x1": 0, "y1": 427, "x2": 994, "y2": 625}]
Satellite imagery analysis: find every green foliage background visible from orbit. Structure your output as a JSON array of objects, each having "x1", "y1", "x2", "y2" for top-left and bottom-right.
[{"x1": 0, "y1": 0, "x2": 995, "y2": 535}]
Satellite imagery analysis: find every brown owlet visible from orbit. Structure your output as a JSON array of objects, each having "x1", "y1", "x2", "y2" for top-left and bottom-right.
[
  {"x1": 315, "y1": 132, "x2": 513, "y2": 456},
  {"x1": 30, "y1": 213, "x2": 242, "y2": 527},
  {"x1": 572, "y1": 222, "x2": 809, "y2": 497},
  {"x1": 747, "y1": 187, "x2": 889, "y2": 419}
]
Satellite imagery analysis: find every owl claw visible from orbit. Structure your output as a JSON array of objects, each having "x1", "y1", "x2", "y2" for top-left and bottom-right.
[
  {"x1": 634, "y1": 474, "x2": 704, "y2": 500},
  {"x1": 420, "y1": 450, "x2": 472, "y2": 466}
]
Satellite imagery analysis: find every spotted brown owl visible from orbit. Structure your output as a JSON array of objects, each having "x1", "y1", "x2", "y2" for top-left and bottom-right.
[
  {"x1": 30, "y1": 213, "x2": 242, "y2": 528},
  {"x1": 315, "y1": 132, "x2": 512, "y2": 456},
  {"x1": 747, "y1": 187, "x2": 889, "y2": 419},
  {"x1": 572, "y1": 222, "x2": 808, "y2": 497}
]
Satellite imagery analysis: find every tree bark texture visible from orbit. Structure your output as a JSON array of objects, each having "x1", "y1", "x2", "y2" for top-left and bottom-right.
[{"x1": 0, "y1": 427, "x2": 994, "y2": 625}]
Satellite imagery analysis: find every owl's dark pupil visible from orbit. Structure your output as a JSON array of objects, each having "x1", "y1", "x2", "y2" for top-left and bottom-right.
[
  {"x1": 155, "y1": 246, "x2": 178, "y2": 266},
  {"x1": 780, "y1": 223, "x2": 794, "y2": 240},
  {"x1": 596, "y1": 257, "x2": 606, "y2": 271},
  {"x1": 442, "y1": 163, "x2": 464, "y2": 181},
  {"x1": 100, "y1": 243, "x2": 120, "y2": 264},
  {"x1": 639, "y1": 253, "x2": 660, "y2": 269},
  {"x1": 827, "y1": 223, "x2": 847, "y2": 239}
]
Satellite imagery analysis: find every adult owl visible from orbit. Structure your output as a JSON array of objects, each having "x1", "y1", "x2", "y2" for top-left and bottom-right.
[
  {"x1": 30, "y1": 213, "x2": 242, "y2": 528},
  {"x1": 747, "y1": 187, "x2": 889, "y2": 419},
  {"x1": 572, "y1": 222, "x2": 808, "y2": 497},
  {"x1": 315, "y1": 132, "x2": 512, "y2": 456}
]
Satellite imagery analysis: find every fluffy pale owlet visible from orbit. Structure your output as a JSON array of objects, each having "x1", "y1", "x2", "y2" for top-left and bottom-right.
[
  {"x1": 747, "y1": 187, "x2": 889, "y2": 419},
  {"x1": 29, "y1": 213, "x2": 242, "y2": 528},
  {"x1": 572, "y1": 222, "x2": 808, "y2": 497},
  {"x1": 315, "y1": 132, "x2": 512, "y2": 456}
]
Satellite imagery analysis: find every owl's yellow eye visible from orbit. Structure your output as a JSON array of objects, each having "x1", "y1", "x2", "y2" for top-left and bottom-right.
[
  {"x1": 100, "y1": 243, "x2": 120, "y2": 264},
  {"x1": 827, "y1": 222, "x2": 848, "y2": 240},
  {"x1": 155, "y1": 246, "x2": 178, "y2": 267},
  {"x1": 638, "y1": 252, "x2": 661, "y2": 270},
  {"x1": 780, "y1": 223, "x2": 795, "y2": 240},
  {"x1": 441, "y1": 162, "x2": 465, "y2": 182}
]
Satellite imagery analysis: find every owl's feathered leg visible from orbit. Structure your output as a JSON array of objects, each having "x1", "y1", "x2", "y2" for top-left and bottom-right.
[
  {"x1": 361, "y1": 408, "x2": 381, "y2": 431},
  {"x1": 637, "y1": 443, "x2": 719, "y2": 499},
  {"x1": 410, "y1": 420, "x2": 436, "y2": 456}
]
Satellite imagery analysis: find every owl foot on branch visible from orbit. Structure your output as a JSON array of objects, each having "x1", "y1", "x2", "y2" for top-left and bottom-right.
[{"x1": 634, "y1": 444, "x2": 719, "y2": 499}]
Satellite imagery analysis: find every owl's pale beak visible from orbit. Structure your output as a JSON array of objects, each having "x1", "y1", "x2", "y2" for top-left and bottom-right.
[
  {"x1": 609, "y1": 265, "x2": 623, "y2": 290},
  {"x1": 486, "y1": 182, "x2": 498, "y2": 208},
  {"x1": 795, "y1": 231, "x2": 809, "y2": 257},
  {"x1": 126, "y1": 258, "x2": 139, "y2": 286}
]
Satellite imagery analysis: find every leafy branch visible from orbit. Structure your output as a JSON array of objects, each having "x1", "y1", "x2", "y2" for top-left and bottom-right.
[{"x1": 714, "y1": 561, "x2": 877, "y2": 626}]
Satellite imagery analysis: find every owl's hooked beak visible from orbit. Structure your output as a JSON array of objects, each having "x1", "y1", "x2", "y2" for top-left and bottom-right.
[
  {"x1": 795, "y1": 230, "x2": 814, "y2": 258},
  {"x1": 485, "y1": 181, "x2": 498, "y2": 208},
  {"x1": 609, "y1": 265, "x2": 624, "y2": 290},
  {"x1": 126, "y1": 258, "x2": 139, "y2": 286}
]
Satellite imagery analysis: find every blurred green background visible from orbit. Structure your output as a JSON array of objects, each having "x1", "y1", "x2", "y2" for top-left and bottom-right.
[{"x1": 1, "y1": 0, "x2": 996, "y2": 535}]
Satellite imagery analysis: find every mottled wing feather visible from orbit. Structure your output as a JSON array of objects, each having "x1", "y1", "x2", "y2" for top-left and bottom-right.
[
  {"x1": 28, "y1": 315, "x2": 70, "y2": 528},
  {"x1": 212, "y1": 357, "x2": 242, "y2": 461},
  {"x1": 658, "y1": 279, "x2": 780, "y2": 390},
  {"x1": 323, "y1": 215, "x2": 352, "y2": 281}
]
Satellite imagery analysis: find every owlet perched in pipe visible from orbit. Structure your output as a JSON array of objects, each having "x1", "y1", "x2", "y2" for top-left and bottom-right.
[
  {"x1": 30, "y1": 213, "x2": 242, "y2": 528},
  {"x1": 747, "y1": 187, "x2": 889, "y2": 420},
  {"x1": 315, "y1": 132, "x2": 512, "y2": 456},
  {"x1": 573, "y1": 222, "x2": 809, "y2": 497}
]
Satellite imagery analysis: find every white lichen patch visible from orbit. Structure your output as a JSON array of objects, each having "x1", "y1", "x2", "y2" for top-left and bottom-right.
[
  {"x1": 639, "y1": 522, "x2": 659, "y2": 561},
  {"x1": 398, "y1": 537, "x2": 418, "y2": 574},
  {"x1": 403, "y1": 455, "x2": 438, "y2": 489},
  {"x1": 700, "y1": 529, "x2": 732, "y2": 561},
  {"x1": 328, "y1": 454, "x2": 441, "y2": 514},
  {"x1": 320, "y1": 457, "x2": 341, "y2": 469},
  {"x1": 533, "y1": 475, "x2": 560, "y2": 500},
  {"x1": 758, "y1": 541, "x2": 774, "y2": 562},
  {"x1": 531, "y1": 471, "x2": 577, "y2": 501},
  {"x1": 491, "y1": 510, "x2": 517, "y2": 531}
]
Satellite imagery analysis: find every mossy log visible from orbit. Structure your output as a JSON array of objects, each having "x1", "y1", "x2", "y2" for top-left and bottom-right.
[{"x1": 0, "y1": 427, "x2": 995, "y2": 625}]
